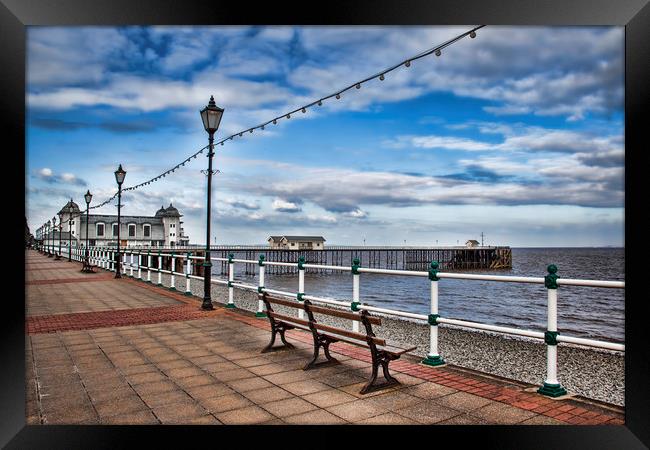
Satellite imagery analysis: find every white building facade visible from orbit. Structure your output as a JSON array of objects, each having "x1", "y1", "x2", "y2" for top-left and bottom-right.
[{"x1": 52, "y1": 200, "x2": 190, "y2": 248}]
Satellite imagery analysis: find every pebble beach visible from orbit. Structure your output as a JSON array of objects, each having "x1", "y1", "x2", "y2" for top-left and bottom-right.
[{"x1": 154, "y1": 271, "x2": 624, "y2": 407}]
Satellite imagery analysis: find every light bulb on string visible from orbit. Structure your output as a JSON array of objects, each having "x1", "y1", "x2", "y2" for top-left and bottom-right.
[
  {"x1": 301, "y1": 108, "x2": 306, "y2": 113},
  {"x1": 405, "y1": 60, "x2": 411, "y2": 67},
  {"x1": 318, "y1": 100, "x2": 322, "y2": 106},
  {"x1": 336, "y1": 93, "x2": 341, "y2": 99},
  {"x1": 435, "y1": 49, "x2": 441, "y2": 56},
  {"x1": 470, "y1": 31, "x2": 476, "y2": 38},
  {"x1": 379, "y1": 74, "x2": 385, "y2": 81},
  {"x1": 355, "y1": 83, "x2": 361, "y2": 89}
]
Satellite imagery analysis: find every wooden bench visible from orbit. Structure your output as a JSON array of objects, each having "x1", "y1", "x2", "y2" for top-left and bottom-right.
[{"x1": 260, "y1": 293, "x2": 416, "y2": 394}]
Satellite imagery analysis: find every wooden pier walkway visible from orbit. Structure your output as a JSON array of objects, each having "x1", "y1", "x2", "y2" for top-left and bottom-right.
[{"x1": 24, "y1": 250, "x2": 623, "y2": 425}]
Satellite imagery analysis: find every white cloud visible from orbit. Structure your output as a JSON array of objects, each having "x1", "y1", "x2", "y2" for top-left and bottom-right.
[{"x1": 271, "y1": 198, "x2": 302, "y2": 212}]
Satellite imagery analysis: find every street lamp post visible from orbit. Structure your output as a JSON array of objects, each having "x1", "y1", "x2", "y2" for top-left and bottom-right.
[
  {"x1": 114, "y1": 166, "x2": 126, "y2": 278},
  {"x1": 54, "y1": 216, "x2": 62, "y2": 260},
  {"x1": 199, "y1": 95, "x2": 224, "y2": 310},
  {"x1": 81, "y1": 190, "x2": 94, "y2": 273},
  {"x1": 47, "y1": 220, "x2": 52, "y2": 257},
  {"x1": 68, "y1": 201, "x2": 73, "y2": 262}
]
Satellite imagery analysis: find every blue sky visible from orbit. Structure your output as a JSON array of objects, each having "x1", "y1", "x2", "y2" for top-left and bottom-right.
[{"x1": 26, "y1": 26, "x2": 624, "y2": 247}]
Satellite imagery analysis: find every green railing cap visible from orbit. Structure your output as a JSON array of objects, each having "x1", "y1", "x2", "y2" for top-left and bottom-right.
[
  {"x1": 545, "y1": 264, "x2": 559, "y2": 289},
  {"x1": 429, "y1": 261, "x2": 440, "y2": 281},
  {"x1": 258, "y1": 254, "x2": 265, "y2": 266}
]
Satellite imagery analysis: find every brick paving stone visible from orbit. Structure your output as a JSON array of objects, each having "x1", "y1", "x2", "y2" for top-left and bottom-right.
[
  {"x1": 520, "y1": 414, "x2": 566, "y2": 425},
  {"x1": 301, "y1": 389, "x2": 358, "y2": 408},
  {"x1": 432, "y1": 391, "x2": 494, "y2": 412},
  {"x1": 93, "y1": 396, "x2": 149, "y2": 418},
  {"x1": 247, "y1": 363, "x2": 291, "y2": 376},
  {"x1": 402, "y1": 382, "x2": 458, "y2": 399},
  {"x1": 199, "y1": 393, "x2": 253, "y2": 413},
  {"x1": 356, "y1": 412, "x2": 418, "y2": 425},
  {"x1": 184, "y1": 383, "x2": 235, "y2": 401},
  {"x1": 326, "y1": 398, "x2": 388, "y2": 422},
  {"x1": 226, "y1": 376, "x2": 275, "y2": 393},
  {"x1": 151, "y1": 400, "x2": 209, "y2": 423},
  {"x1": 437, "y1": 413, "x2": 490, "y2": 425},
  {"x1": 215, "y1": 405, "x2": 275, "y2": 425},
  {"x1": 284, "y1": 409, "x2": 348, "y2": 425},
  {"x1": 211, "y1": 368, "x2": 256, "y2": 383},
  {"x1": 139, "y1": 390, "x2": 193, "y2": 409},
  {"x1": 280, "y1": 379, "x2": 332, "y2": 396},
  {"x1": 242, "y1": 386, "x2": 295, "y2": 405},
  {"x1": 396, "y1": 402, "x2": 463, "y2": 424},
  {"x1": 260, "y1": 397, "x2": 319, "y2": 418},
  {"x1": 469, "y1": 402, "x2": 538, "y2": 424},
  {"x1": 100, "y1": 410, "x2": 160, "y2": 425},
  {"x1": 364, "y1": 391, "x2": 425, "y2": 411},
  {"x1": 174, "y1": 374, "x2": 218, "y2": 389}
]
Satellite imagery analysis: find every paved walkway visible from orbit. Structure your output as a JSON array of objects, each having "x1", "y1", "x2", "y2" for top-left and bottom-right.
[{"x1": 25, "y1": 250, "x2": 624, "y2": 425}]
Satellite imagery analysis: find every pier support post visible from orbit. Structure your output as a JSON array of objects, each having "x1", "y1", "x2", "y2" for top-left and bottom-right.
[
  {"x1": 422, "y1": 261, "x2": 445, "y2": 367},
  {"x1": 538, "y1": 264, "x2": 567, "y2": 397},
  {"x1": 256, "y1": 255, "x2": 266, "y2": 317},
  {"x1": 351, "y1": 257, "x2": 360, "y2": 332},
  {"x1": 297, "y1": 256, "x2": 305, "y2": 319},
  {"x1": 170, "y1": 253, "x2": 176, "y2": 290},
  {"x1": 226, "y1": 253, "x2": 235, "y2": 307},
  {"x1": 185, "y1": 252, "x2": 193, "y2": 296}
]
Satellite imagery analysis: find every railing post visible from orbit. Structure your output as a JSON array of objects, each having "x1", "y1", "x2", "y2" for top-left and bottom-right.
[
  {"x1": 351, "y1": 257, "x2": 360, "y2": 332},
  {"x1": 170, "y1": 252, "x2": 176, "y2": 290},
  {"x1": 297, "y1": 256, "x2": 305, "y2": 319},
  {"x1": 255, "y1": 254, "x2": 266, "y2": 317},
  {"x1": 129, "y1": 251, "x2": 134, "y2": 277},
  {"x1": 147, "y1": 251, "x2": 152, "y2": 282},
  {"x1": 157, "y1": 251, "x2": 162, "y2": 285},
  {"x1": 538, "y1": 264, "x2": 567, "y2": 397},
  {"x1": 422, "y1": 261, "x2": 445, "y2": 366},
  {"x1": 185, "y1": 252, "x2": 192, "y2": 296},
  {"x1": 226, "y1": 253, "x2": 235, "y2": 308},
  {"x1": 137, "y1": 252, "x2": 142, "y2": 279}
]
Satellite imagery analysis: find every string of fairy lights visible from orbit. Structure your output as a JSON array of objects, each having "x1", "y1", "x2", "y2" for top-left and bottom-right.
[{"x1": 35, "y1": 25, "x2": 485, "y2": 238}]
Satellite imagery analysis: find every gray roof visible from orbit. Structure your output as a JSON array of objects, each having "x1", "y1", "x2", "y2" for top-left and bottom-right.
[
  {"x1": 269, "y1": 235, "x2": 326, "y2": 242},
  {"x1": 155, "y1": 203, "x2": 181, "y2": 217},
  {"x1": 82, "y1": 215, "x2": 163, "y2": 225},
  {"x1": 58, "y1": 199, "x2": 81, "y2": 215}
]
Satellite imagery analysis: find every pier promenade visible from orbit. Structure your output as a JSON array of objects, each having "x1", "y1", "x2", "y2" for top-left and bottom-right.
[{"x1": 25, "y1": 250, "x2": 624, "y2": 425}]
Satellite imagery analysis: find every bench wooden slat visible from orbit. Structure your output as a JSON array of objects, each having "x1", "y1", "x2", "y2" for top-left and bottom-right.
[
  {"x1": 265, "y1": 296, "x2": 304, "y2": 310},
  {"x1": 267, "y1": 311, "x2": 311, "y2": 328},
  {"x1": 305, "y1": 303, "x2": 381, "y2": 325},
  {"x1": 312, "y1": 323, "x2": 386, "y2": 346}
]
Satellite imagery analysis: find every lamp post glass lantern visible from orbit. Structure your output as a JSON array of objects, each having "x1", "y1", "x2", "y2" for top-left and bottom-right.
[
  {"x1": 199, "y1": 96, "x2": 224, "y2": 310},
  {"x1": 114, "y1": 166, "x2": 126, "y2": 278},
  {"x1": 81, "y1": 190, "x2": 94, "y2": 273}
]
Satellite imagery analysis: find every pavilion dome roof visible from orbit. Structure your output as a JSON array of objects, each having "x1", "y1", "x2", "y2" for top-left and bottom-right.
[
  {"x1": 58, "y1": 199, "x2": 80, "y2": 215},
  {"x1": 163, "y1": 203, "x2": 181, "y2": 217}
]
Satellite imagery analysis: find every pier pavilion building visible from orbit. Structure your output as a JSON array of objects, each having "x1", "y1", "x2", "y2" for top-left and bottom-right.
[{"x1": 47, "y1": 200, "x2": 190, "y2": 248}]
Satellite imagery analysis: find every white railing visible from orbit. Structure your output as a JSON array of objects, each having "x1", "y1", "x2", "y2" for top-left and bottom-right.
[{"x1": 75, "y1": 247, "x2": 624, "y2": 397}]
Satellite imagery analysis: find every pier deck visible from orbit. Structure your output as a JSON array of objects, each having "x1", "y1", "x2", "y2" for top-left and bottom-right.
[{"x1": 24, "y1": 250, "x2": 623, "y2": 425}]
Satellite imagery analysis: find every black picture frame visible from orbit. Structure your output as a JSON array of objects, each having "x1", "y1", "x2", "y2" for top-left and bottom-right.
[{"x1": 3, "y1": 0, "x2": 648, "y2": 447}]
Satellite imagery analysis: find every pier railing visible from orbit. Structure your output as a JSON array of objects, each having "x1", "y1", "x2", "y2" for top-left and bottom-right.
[{"x1": 73, "y1": 246, "x2": 625, "y2": 398}]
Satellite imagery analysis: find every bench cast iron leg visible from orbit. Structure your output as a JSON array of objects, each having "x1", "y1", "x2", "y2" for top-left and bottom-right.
[
  {"x1": 359, "y1": 352, "x2": 400, "y2": 394},
  {"x1": 261, "y1": 325, "x2": 294, "y2": 353},
  {"x1": 304, "y1": 335, "x2": 339, "y2": 370}
]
